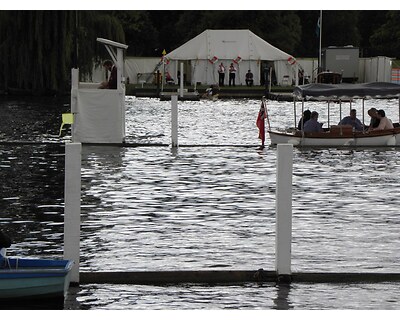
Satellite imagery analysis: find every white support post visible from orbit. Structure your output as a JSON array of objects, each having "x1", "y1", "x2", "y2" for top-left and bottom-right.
[
  {"x1": 269, "y1": 67, "x2": 272, "y2": 93},
  {"x1": 275, "y1": 144, "x2": 293, "y2": 277},
  {"x1": 117, "y1": 48, "x2": 124, "y2": 91},
  {"x1": 171, "y1": 95, "x2": 178, "y2": 148},
  {"x1": 71, "y1": 68, "x2": 79, "y2": 142},
  {"x1": 63, "y1": 142, "x2": 82, "y2": 284},
  {"x1": 180, "y1": 62, "x2": 184, "y2": 98}
]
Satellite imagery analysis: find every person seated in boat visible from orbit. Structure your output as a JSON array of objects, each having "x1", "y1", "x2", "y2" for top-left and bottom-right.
[
  {"x1": 369, "y1": 109, "x2": 394, "y2": 131},
  {"x1": 338, "y1": 109, "x2": 364, "y2": 131},
  {"x1": 366, "y1": 108, "x2": 380, "y2": 131},
  {"x1": 297, "y1": 110, "x2": 312, "y2": 130},
  {"x1": 303, "y1": 111, "x2": 323, "y2": 133}
]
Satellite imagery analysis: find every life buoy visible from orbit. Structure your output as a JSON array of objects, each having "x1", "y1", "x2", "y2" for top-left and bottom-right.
[
  {"x1": 208, "y1": 56, "x2": 218, "y2": 64},
  {"x1": 287, "y1": 56, "x2": 296, "y2": 65},
  {"x1": 233, "y1": 56, "x2": 242, "y2": 64}
]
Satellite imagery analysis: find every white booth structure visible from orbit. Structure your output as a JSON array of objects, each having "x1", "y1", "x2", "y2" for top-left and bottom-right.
[{"x1": 71, "y1": 38, "x2": 128, "y2": 144}]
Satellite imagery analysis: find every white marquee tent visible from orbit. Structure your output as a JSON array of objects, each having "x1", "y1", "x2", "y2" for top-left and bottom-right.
[{"x1": 164, "y1": 29, "x2": 296, "y2": 86}]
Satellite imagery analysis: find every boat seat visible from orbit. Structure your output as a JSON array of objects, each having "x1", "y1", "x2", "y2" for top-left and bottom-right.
[{"x1": 59, "y1": 113, "x2": 74, "y2": 136}]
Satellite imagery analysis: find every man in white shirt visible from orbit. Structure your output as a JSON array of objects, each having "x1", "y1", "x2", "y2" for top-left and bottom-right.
[{"x1": 370, "y1": 109, "x2": 394, "y2": 131}]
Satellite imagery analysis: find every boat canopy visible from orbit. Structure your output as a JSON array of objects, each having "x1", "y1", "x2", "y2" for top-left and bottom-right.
[{"x1": 293, "y1": 82, "x2": 400, "y2": 100}]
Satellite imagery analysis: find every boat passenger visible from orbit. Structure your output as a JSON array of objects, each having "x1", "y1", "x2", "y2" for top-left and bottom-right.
[
  {"x1": 367, "y1": 108, "x2": 380, "y2": 131},
  {"x1": 297, "y1": 110, "x2": 311, "y2": 130},
  {"x1": 369, "y1": 109, "x2": 394, "y2": 131},
  {"x1": 338, "y1": 109, "x2": 364, "y2": 131},
  {"x1": 303, "y1": 111, "x2": 323, "y2": 133}
]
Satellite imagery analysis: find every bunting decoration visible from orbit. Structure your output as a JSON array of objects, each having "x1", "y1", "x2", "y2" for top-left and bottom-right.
[
  {"x1": 287, "y1": 56, "x2": 296, "y2": 65},
  {"x1": 208, "y1": 56, "x2": 218, "y2": 64},
  {"x1": 233, "y1": 56, "x2": 242, "y2": 64}
]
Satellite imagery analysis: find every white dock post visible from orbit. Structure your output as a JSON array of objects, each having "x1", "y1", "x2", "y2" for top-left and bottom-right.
[
  {"x1": 275, "y1": 144, "x2": 293, "y2": 277},
  {"x1": 180, "y1": 62, "x2": 184, "y2": 98},
  {"x1": 70, "y1": 68, "x2": 79, "y2": 142},
  {"x1": 171, "y1": 95, "x2": 178, "y2": 148},
  {"x1": 63, "y1": 142, "x2": 82, "y2": 283}
]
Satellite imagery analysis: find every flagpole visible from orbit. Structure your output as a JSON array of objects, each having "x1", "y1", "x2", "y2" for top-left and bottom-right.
[{"x1": 318, "y1": 10, "x2": 322, "y2": 72}]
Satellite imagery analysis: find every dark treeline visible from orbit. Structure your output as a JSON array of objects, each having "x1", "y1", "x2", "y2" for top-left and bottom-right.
[{"x1": 1, "y1": 10, "x2": 399, "y2": 95}]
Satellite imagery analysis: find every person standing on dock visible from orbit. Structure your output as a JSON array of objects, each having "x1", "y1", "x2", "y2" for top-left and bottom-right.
[
  {"x1": 229, "y1": 63, "x2": 236, "y2": 86},
  {"x1": 218, "y1": 63, "x2": 225, "y2": 86}
]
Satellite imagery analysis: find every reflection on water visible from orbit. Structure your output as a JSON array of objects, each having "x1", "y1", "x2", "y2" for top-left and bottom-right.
[
  {"x1": 79, "y1": 146, "x2": 276, "y2": 272},
  {"x1": 0, "y1": 143, "x2": 65, "y2": 257},
  {"x1": 273, "y1": 284, "x2": 293, "y2": 310},
  {"x1": 1, "y1": 96, "x2": 400, "y2": 309}
]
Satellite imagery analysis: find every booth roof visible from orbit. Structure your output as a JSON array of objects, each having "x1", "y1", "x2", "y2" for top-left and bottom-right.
[{"x1": 293, "y1": 82, "x2": 400, "y2": 100}]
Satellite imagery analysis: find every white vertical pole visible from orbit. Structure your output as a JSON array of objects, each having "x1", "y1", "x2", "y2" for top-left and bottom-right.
[
  {"x1": 117, "y1": 48, "x2": 126, "y2": 142},
  {"x1": 398, "y1": 97, "x2": 400, "y2": 124},
  {"x1": 180, "y1": 62, "x2": 184, "y2": 98},
  {"x1": 171, "y1": 95, "x2": 178, "y2": 148},
  {"x1": 318, "y1": 10, "x2": 322, "y2": 72},
  {"x1": 71, "y1": 69, "x2": 79, "y2": 142},
  {"x1": 116, "y1": 48, "x2": 124, "y2": 91},
  {"x1": 269, "y1": 67, "x2": 272, "y2": 93},
  {"x1": 275, "y1": 144, "x2": 293, "y2": 276},
  {"x1": 63, "y1": 142, "x2": 82, "y2": 284}
]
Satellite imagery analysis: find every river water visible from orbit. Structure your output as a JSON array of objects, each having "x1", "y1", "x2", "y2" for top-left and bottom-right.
[{"x1": 1, "y1": 95, "x2": 400, "y2": 310}]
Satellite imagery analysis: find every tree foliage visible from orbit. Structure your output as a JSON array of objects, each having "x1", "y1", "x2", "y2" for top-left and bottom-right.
[
  {"x1": 1, "y1": 10, "x2": 400, "y2": 95},
  {"x1": 369, "y1": 11, "x2": 400, "y2": 58},
  {"x1": 0, "y1": 11, "x2": 124, "y2": 95}
]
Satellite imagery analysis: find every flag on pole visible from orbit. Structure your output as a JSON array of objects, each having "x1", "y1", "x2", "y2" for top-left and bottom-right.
[{"x1": 256, "y1": 101, "x2": 266, "y2": 147}]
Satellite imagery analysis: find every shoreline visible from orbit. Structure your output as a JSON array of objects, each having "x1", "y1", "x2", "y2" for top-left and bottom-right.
[{"x1": 0, "y1": 85, "x2": 294, "y2": 101}]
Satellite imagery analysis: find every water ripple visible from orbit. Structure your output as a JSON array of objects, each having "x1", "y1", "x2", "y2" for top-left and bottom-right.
[{"x1": 2, "y1": 97, "x2": 400, "y2": 309}]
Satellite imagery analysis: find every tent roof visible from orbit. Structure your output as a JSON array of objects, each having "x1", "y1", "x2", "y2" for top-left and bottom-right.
[{"x1": 165, "y1": 29, "x2": 292, "y2": 61}]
